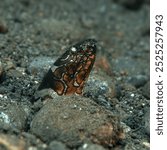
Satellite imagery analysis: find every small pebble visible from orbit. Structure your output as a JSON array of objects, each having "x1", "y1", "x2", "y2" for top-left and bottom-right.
[
  {"x1": 0, "y1": 23, "x2": 8, "y2": 33},
  {"x1": 0, "y1": 102, "x2": 28, "y2": 130},
  {"x1": 48, "y1": 141, "x2": 67, "y2": 150}
]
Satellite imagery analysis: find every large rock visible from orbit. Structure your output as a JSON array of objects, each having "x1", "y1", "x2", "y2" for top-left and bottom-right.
[{"x1": 30, "y1": 96, "x2": 124, "y2": 147}]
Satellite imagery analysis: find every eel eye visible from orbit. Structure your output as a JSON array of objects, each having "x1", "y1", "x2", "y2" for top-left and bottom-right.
[{"x1": 38, "y1": 39, "x2": 97, "y2": 95}]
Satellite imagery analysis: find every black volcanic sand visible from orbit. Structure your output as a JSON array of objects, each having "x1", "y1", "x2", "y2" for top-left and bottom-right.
[{"x1": 0, "y1": 0, "x2": 149, "y2": 150}]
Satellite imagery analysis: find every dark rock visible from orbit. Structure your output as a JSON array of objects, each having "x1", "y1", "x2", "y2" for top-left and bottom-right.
[
  {"x1": 143, "y1": 110, "x2": 150, "y2": 135},
  {"x1": 114, "y1": 0, "x2": 145, "y2": 10},
  {"x1": 0, "y1": 101, "x2": 28, "y2": 130},
  {"x1": 127, "y1": 75, "x2": 148, "y2": 88},
  {"x1": 142, "y1": 81, "x2": 150, "y2": 99},
  {"x1": 84, "y1": 72, "x2": 116, "y2": 99},
  {"x1": 21, "y1": 132, "x2": 40, "y2": 146},
  {"x1": 0, "y1": 22, "x2": 8, "y2": 34},
  {"x1": 34, "y1": 88, "x2": 59, "y2": 102},
  {"x1": 47, "y1": 141, "x2": 68, "y2": 150},
  {"x1": 21, "y1": 132, "x2": 47, "y2": 150},
  {"x1": 30, "y1": 96, "x2": 124, "y2": 147}
]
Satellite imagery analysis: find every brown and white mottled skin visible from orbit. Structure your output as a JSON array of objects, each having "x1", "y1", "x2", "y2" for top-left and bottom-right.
[{"x1": 38, "y1": 39, "x2": 97, "y2": 95}]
